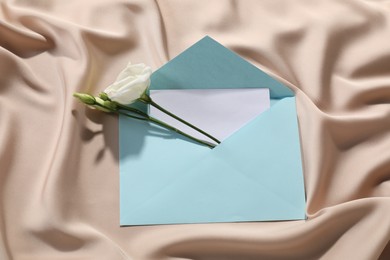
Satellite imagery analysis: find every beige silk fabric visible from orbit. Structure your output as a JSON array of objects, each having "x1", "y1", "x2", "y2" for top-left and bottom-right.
[{"x1": 1, "y1": 0, "x2": 390, "y2": 259}]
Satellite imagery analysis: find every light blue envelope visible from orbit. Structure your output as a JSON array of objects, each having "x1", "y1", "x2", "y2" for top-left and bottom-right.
[{"x1": 119, "y1": 36, "x2": 306, "y2": 226}]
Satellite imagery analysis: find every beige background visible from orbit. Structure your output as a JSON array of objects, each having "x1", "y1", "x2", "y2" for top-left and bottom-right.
[{"x1": 1, "y1": 0, "x2": 390, "y2": 259}]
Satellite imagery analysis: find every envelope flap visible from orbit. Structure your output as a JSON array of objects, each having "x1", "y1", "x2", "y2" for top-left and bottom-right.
[
  {"x1": 211, "y1": 97, "x2": 306, "y2": 210},
  {"x1": 151, "y1": 36, "x2": 294, "y2": 99}
]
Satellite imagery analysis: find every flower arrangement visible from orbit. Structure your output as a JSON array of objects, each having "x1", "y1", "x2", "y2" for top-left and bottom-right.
[{"x1": 74, "y1": 63, "x2": 220, "y2": 148}]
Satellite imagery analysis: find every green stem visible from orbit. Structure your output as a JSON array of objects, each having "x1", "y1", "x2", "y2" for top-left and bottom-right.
[
  {"x1": 140, "y1": 97, "x2": 221, "y2": 144},
  {"x1": 95, "y1": 103, "x2": 147, "y2": 121},
  {"x1": 116, "y1": 110, "x2": 148, "y2": 121},
  {"x1": 148, "y1": 117, "x2": 216, "y2": 148},
  {"x1": 115, "y1": 103, "x2": 149, "y2": 118},
  {"x1": 106, "y1": 101, "x2": 215, "y2": 148},
  {"x1": 118, "y1": 110, "x2": 215, "y2": 148}
]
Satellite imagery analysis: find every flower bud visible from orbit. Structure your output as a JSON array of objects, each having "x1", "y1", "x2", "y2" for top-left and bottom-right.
[
  {"x1": 95, "y1": 97, "x2": 105, "y2": 106},
  {"x1": 104, "y1": 100, "x2": 118, "y2": 110},
  {"x1": 73, "y1": 93, "x2": 96, "y2": 105},
  {"x1": 99, "y1": 92, "x2": 110, "y2": 101},
  {"x1": 93, "y1": 105, "x2": 111, "y2": 112},
  {"x1": 95, "y1": 97, "x2": 115, "y2": 112}
]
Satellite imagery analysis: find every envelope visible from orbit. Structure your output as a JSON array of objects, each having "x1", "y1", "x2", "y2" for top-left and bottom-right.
[{"x1": 119, "y1": 36, "x2": 306, "y2": 226}]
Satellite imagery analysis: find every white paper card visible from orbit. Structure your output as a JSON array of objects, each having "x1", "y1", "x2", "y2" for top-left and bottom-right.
[{"x1": 150, "y1": 89, "x2": 270, "y2": 144}]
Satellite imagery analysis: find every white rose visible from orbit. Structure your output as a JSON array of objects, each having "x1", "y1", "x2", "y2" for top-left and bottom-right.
[{"x1": 104, "y1": 62, "x2": 152, "y2": 105}]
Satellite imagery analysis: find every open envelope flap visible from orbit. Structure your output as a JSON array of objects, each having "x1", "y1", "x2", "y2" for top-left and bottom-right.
[
  {"x1": 121, "y1": 98, "x2": 305, "y2": 225},
  {"x1": 120, "y1": 36, "x2": 306, "y2": 225},
  {"x1": 150, "y1": 36, "x2": 294, "y2": 99}
]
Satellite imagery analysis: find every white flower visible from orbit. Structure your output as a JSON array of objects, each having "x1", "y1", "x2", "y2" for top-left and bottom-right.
[{"x1": 104, "y1": 62, "x2": 152, "y2": 105}]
